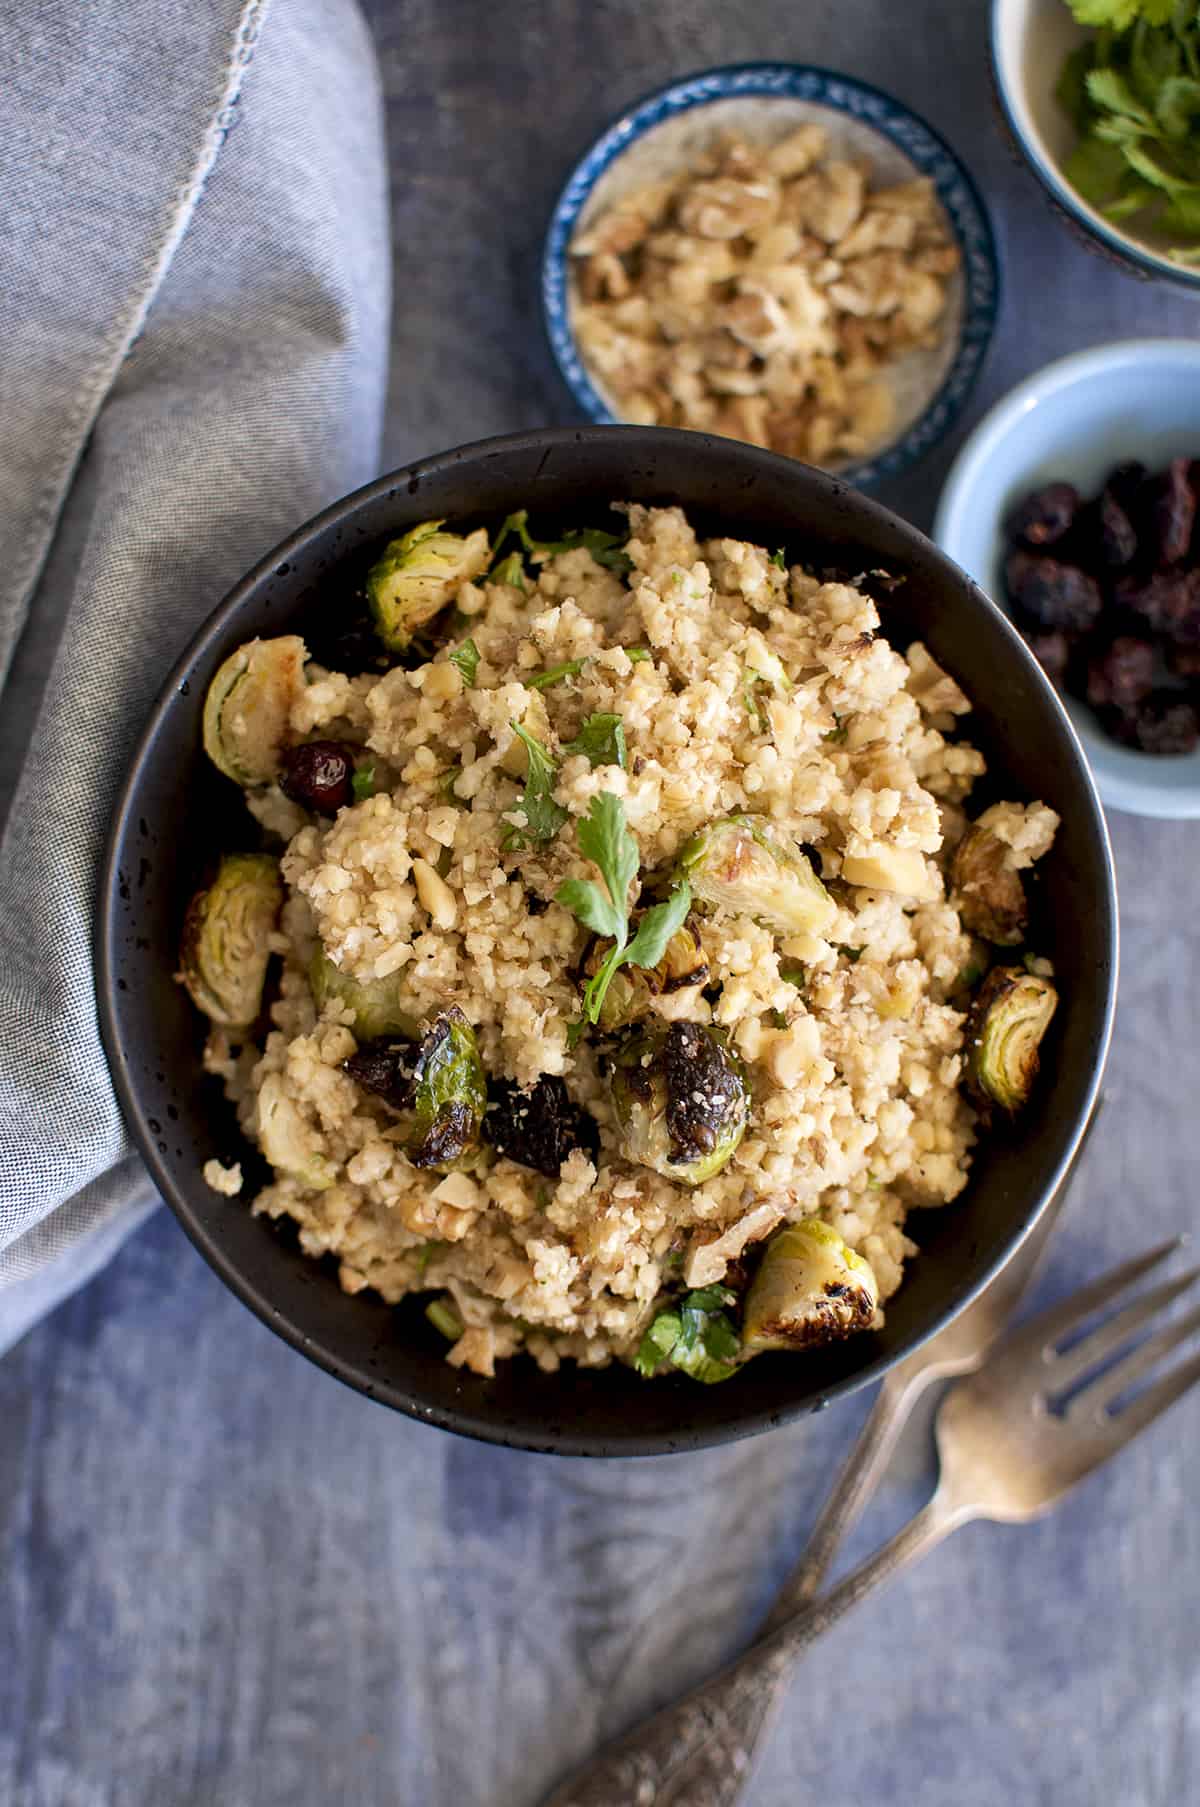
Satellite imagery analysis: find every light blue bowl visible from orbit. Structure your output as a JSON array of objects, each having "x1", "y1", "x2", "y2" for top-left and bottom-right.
[
  {"x1": 542, "y1": 64, "x2": 1000, "y2": 491},
  {"x1": 935, "y1": 339, "x2": 1200, "y2": 820}
]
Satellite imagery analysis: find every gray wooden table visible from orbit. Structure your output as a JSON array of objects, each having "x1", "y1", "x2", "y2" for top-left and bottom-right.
[{"x1": 4, "y1": 3, "x2": 1200, "y2": 1804}]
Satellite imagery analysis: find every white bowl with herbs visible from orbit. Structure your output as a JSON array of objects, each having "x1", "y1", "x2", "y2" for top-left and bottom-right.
[{"x1": 992, "y1": 0, "x2": 1200, "y2": 289}]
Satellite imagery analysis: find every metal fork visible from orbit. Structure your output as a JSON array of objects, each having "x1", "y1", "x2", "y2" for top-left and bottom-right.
[
  {"x1": 544, "y1": 1234, "x2": 1200, "y2": 1807},
  {"x1": 778, "y1": 1098, "x2": 1105, "y2": 1617}
]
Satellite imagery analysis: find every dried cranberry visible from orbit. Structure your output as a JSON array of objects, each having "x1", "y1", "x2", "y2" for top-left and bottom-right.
[
  {"x1": 1152, "y1": 457, "x2": 1196, "y2": 566},
  {"x1": 1107, "y1": 461, "x2": 1147, "y2": 509},
  {"x1": 1114, "y1": 567, "x2": 1200, "y2": 641},
  {"x1": 1086, "y1": 636, "x2": 1156, "y2": 712},
  {"x1": 1008, "y1": 483, "x2": 1079, "y2": 548},
  {"x1": 1022, "y1": 629, "x2": 1072, "y2": 687},
  {"x1": 1097, "y1": 489, "x2": 1138, "y2": 568},
  {"x1": 1108, "y1": 691, "x2": 1200, "y2": 756},
  {"x1": 1006, "y1": 552, "x2": 1104, "y2": 632},
  {"x1": 280, "y1": 740, "x2": 356, "y2": 814},
  {"x1": 1168, "y1": 642, "x2": 1200, "y2": 679},
  {"x1": 343, "y1": 1039, "x2": 416, "y2": 1105},
  {"x1": 483, "y1": 1075, "x2": 600, "y2": 1176}
]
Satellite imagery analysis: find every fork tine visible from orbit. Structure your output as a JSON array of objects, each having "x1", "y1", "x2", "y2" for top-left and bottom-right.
[
  {"x1": 1049, "y1": 1268, "x2": 1200, "y2": 1391},
  {"x1": 1076, "y1": 1301, "x2": 1200, "y2": 1416},
  {"x1": 995, "y1": 1239, "x2": 1182, "y2": 1368},
  {"x1": 1102, "y1": 1344, "x2": 1200, "y2": 1444}
]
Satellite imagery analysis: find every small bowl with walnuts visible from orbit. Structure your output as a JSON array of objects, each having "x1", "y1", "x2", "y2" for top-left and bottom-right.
[{"x1": 543, "y1": 64, "x2": 999, "y2": 487}]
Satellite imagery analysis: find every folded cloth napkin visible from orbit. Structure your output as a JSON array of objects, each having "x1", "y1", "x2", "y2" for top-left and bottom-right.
[{"x1": 0, "y1": 0, "x2": 391, "y2": 1355}]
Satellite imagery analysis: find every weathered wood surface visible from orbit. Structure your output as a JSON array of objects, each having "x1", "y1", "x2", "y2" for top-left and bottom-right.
[{"x1": 4, "y1": 1, "x2": 1200, "y2": 1802}]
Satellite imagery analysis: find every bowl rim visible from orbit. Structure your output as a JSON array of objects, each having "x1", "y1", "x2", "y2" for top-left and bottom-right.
[
  {"x1": 988, "y1": 0, "x2": 1200, "y2": 294},
  {"x1": 933, "y1": 336, "x2": 1200, "y2": 820},
  {"x1": 97, "y1": 424, "x2": 1118, "y2": 1454},
  {"x1": 540, "y1": 60, "x2": 1001, "y2": 490}
]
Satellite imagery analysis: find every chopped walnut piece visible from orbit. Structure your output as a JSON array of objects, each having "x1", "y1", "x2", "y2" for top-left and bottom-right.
[{"x1": 677, "y1": 177, "x2": 778, "y2": 239}]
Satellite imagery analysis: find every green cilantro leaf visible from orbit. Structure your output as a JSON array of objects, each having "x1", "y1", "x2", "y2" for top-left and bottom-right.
[
  {"x1": 635, "y1": 1285, "x2": 740, "y2": 1383},
  {"x1": 449, "y1": 638, "x2": 480, "y2": 686},
  {"x1": 624, "y1": 646, "x2": 651, "y2": 664},
  {"x1": 528, "y1": 658, "x2": 587, "y2": 691},
  {"x1": 415, "y1": 1240, "x2": 443, "y2": 1277},
  {"x1": 744, "y1": 669, "x2": 770, "y2": 732},
  {"x1": 771, "y1": 547, "x2": 787, "y2": 570},
  {"x1": 490, "y1": 553, "x2": 526, "y2": 591},
  {"x1": 623, "y1": 885, "x2": 693, "y2": 969},
  {"x1": 564, "y1": 712, "x2": 627, "y2": 769},
  {"x1": 555, "y1": 793, "x2": 690, "y2": 1031},
  {"x1": 502, "y1": 724, "x2": 569, "y2": 850},
  {"x1": 351, "y1": 763, "x2": 377, "y2": 803},
  {"x1": 425, "y1": 1298, "x2": 464, "y2": 1340},
  {"x1": 489, "y1": 509, "x2": 632, "y2": 574},
  {"x1": 489, "y1": 509, "x2": 536, "y2": 563},
  {"x1": 536, "y1": 527, "x2": 633, "y2": 574}
]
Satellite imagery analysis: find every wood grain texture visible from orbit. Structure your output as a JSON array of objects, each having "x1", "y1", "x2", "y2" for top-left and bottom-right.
[{"x1": 4, "y1": 1, "x2": 1200, "y2": 1804}]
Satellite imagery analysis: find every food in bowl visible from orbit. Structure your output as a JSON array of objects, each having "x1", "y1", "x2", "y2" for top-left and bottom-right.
[
  {"x1": 1053, "y1": 0, "x2": 1200, "y2": 269},
  {"x1": 180, "y1": 503, "x2": 1060, "y2": 1384},
  {"x1": 568, "y1": 126, "x2": 960, "y2": 468},
  {"x1": 1003, "y1": 456, "x2": 1200, "y2": 754}
]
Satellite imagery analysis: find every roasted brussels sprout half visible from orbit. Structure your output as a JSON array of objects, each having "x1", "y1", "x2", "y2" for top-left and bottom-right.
[
  {"x1": 366, "y1": 519, "x2": 490, "y2": 652},
  {"x1": 180, "y1": 853, "x2": 283, "y2": 1027},
  {"x1": 344, "y1": 1007, "x2": 486, "y2": 1170},
  {"x1": 951, "y1": 825, "x2": 1027, "y2": 946},
  {"x1": 610, "y1": 1022, "x2": 749, "y2": 1185},
  {"x1": 741, "y1": 1220, "x2": 879, "y2": 1353},
  {"x1": 255, "y1": 1073, "x2": 336, "y2": 1191},
  {"x1": 678, "y1": 816, "x2": 835, "y2": 937},
  {"x1": 965, "y1": 966, "x2": 1058, "y2": 1114},
  {"x1": 202, "y1": 636, "x2": 307, "y2": 786},
  {"x1": 482, "y1": 1075, "x2": 600, "y2": 1176},
  {"x1": 579, "y1": 915, "x2": 708, "y2": 1032},
  {"x1": 309, "y1": 951, "x2": 421, "y2": 1041}
]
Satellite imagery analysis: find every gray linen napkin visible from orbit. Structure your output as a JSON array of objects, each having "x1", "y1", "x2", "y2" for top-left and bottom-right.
[{"x1": 0, "y1": 0, "x2": 391, "y2": 1354}]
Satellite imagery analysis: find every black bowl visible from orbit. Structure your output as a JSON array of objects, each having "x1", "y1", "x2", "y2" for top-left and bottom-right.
[{"x1": 97, "y1": 426, "x2": 1117, "y2": 1456}]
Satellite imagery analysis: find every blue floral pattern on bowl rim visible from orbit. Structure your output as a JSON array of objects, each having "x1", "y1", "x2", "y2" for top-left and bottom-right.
[{"x1": 542, "y1": 63, "x2": 1001, "y2": 491}]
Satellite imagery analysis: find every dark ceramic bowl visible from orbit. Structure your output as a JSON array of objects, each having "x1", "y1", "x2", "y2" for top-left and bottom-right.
[{"x1": 97, "y1": 426, "x2": 1117, "y2": 1456}]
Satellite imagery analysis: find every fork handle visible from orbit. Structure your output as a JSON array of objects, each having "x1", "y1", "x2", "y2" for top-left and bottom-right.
[
  {"x1": 763, "y1": 1367, "x2": 926, "y2": 1626},
  {"x1": 541, "y1": 1493, "x2": 971, "y2": 1807}
]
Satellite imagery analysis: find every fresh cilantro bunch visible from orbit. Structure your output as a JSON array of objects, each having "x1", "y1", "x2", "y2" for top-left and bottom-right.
[
  {"x1": 634, "y1": 1285, "x2": 741, "y2": 1383},
  {"x1": 1057, "y1": 0, "x2": 1200, "y2": 261},
  {"x1": 555, "y1": 794, "x2": 691, "y2": 1035}
]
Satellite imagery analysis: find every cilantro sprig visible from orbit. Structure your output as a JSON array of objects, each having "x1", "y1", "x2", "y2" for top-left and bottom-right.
[
  {"x1": 449, "y1": 638, "x2": 480, "y2": 686},
  {"x1": 555, "y1": 794, "x2": 691, "y2": 1033},
  {"x1": 528, "y1": 658, "x2": 586, "y2": 690},
  {"x1": 502, "y1": 724, "x2": 569, "y2": 851},
  {"x1": 490, "y1": 509, "x2": 633, "y2": 577},
  {"x1": 634, "y1": 1285, "x2": 741, "y2": 1383}
]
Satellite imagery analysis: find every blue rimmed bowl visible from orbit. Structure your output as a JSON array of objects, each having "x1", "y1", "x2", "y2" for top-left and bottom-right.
[{"x1": 542, "y1": 63, "x2": 1000, "y2": 490}]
